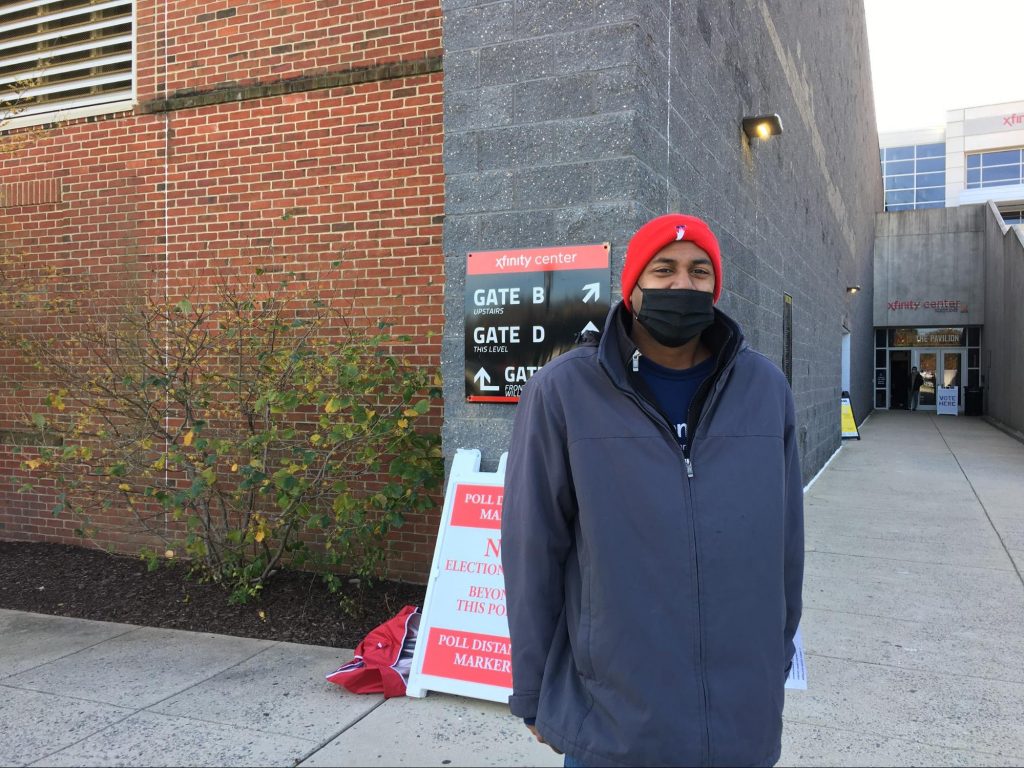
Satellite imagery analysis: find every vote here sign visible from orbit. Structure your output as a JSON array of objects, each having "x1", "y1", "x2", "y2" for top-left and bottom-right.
[
  {"x1": 464, "y1": 243, "x2": 610, "y2": 403},
  {"x1": 407, "y1": 449, "x2": 513, "y2": 703}
]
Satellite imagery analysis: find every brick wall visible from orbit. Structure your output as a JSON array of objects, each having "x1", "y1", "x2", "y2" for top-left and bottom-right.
[
  {"x1": 0, "y1": 0, "x2": 444, "y2": 582},
  {"x1": 160, "y1": 0, "x2": 440, "y2": 99}
]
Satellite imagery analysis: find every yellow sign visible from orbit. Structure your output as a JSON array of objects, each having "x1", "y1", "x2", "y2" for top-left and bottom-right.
[{"x1": 841, "y1": 397, "x2": 860, "y2": 440}]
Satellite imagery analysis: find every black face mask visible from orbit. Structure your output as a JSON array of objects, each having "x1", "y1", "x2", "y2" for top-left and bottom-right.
[{"x1": 634, "y1": 287, "x2": 715, "y2": 348}]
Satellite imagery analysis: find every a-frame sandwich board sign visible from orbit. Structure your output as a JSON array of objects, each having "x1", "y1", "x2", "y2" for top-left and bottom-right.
[{"x1": 407, "y1": 449, "x2": 512, "y2": 703}]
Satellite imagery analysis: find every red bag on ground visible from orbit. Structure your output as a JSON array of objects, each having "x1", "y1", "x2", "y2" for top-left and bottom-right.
[{"x1": 326, "y1": 605, "x2": 421, "y2": 698}]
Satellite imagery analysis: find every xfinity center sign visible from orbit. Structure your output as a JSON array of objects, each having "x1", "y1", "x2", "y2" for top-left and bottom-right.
[{"x1": 464, "y1": 244, "x2": 610, "y2": 402}]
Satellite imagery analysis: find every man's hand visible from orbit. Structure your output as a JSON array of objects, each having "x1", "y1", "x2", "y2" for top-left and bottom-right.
[{"x1": 526, "y1": 724, "x2": 563, "y2": 755}]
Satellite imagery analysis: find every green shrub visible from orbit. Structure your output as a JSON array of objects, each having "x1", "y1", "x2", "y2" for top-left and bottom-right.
[{"x1": 14, "y1": 266, "x2": 442, "y2": 604}]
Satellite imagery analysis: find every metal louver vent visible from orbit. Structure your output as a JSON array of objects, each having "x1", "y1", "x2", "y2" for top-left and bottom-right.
[{"x1": 0, "y1": 0, "x2": 133, "y2": 124}]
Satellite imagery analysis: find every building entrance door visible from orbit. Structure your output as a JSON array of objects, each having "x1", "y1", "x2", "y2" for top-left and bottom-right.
[
  {"x1": 890, "y1": 350, "x2": 910, "y2": 409},
  {"x1": 914, "y1": 350, "x2": 937, "y2": 409},
  {"x1": 912, "y1": 349, "x2": 964, "y2": 412},
  {"x1": 941, "y1": 350, "x2": 963, "y2": 413}
]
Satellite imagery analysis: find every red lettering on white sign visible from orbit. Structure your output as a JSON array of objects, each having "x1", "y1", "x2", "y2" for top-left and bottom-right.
[
  {"x1": 450, "y1": 483, "x2": 503, "y2": 529},
  {"x1": 420, "y1": 627, "x2": 513, "y2": 688}
]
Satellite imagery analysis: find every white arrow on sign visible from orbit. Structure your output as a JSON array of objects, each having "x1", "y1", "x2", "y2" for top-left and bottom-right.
[
  {"x1": 581, "y1": 321, "x2": 600, "y2": 335},
  {"x1": 474, "y1": 367, "x2": 500, "y2": 392},
  {"x1": 582, "y1": 283, "x2": 600, "y2": 303}
]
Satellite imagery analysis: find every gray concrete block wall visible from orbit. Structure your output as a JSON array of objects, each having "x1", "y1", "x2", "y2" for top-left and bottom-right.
[
  {"x1": 441, "y1": 0, "x2": 881, "y2": 480},
  {"x1": 982, "y1": 204, "x2": 1024, "y2": 435},
  {"x1": 873, "y1": 206, "x2": 986, "y2": 328},
  {"x1": 441, "y1": 0, "x2": 653, "y2": 467}
]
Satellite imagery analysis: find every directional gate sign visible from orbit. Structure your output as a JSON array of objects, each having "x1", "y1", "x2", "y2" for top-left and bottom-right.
[{"x1": 464, "y1": 243, "x2": 611, "y2": 402}]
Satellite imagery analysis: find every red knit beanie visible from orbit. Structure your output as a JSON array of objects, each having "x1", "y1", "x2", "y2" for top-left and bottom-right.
[{"x1": 621, "y1": 214, "x2": 722, "y2": 311}]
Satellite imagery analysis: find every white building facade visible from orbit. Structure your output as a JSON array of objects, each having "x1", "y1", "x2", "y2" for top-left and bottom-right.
[
  {"x1": 880, "y1": 98, "x2": 1024, "y2": 226},
  {"x1": 875, "y1": 99, "x2": 1024, "y2": 420}
]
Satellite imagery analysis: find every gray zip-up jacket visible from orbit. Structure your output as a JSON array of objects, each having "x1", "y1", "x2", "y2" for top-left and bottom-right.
[{"x1": 502, "y1": 301, "x2": 804, "y2": 767}]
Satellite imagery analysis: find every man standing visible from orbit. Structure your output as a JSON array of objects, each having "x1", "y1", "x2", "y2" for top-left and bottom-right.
[{"x1": 501, "y1": 214, "x2": 804, "y2": 767}]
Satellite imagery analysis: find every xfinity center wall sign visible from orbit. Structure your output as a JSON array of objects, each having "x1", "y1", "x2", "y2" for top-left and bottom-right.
[{"x1": 465, "y1": 244, "x2": 610, "y2": 403}]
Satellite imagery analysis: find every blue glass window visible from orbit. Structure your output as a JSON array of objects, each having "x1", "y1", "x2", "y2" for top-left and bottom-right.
[
  {"x1": 878, "y1": 142, "x2": 952, "y2": 210},
  {"x1": 885, "y1": 146, "x2": 914, "y2": 161},
  {"x1": 981, "y1": 149, "x2": 1021, "y2": 167},
  {"x1": 916, "y1": 157, "x2": 945, "y2": 173},
  {"x1": 982, "y1": 164, "x2": 1022, "y2": 185},
  {"x1": 965, "y1": 148, "x2": 1024, "y2": 188},
  {"x1": 886, "y1": 190, "x2": 914, "y2": 205},
  {"x1": 885, "y1": 159, "x2": 914, "y2": 175},
  {"x1": 916, "y1": 172, "x2": 945, "y2": 188},
  {"x1": 887, "y1": 174, "x2": 914, "y2": 190}
]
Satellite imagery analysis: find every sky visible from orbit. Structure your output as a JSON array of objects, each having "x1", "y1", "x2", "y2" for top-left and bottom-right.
[{"x1": 863, "y1": 0, "x2": 1024, "y2": 133}]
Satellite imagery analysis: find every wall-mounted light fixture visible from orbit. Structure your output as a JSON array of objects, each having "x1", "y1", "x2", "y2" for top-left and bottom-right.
[
  {"x1": 846, "y1": 285, "x2": 861, "y2": 295},
  {"x1": 742, "y1": 113, "x2": 783, "y2": 140}
]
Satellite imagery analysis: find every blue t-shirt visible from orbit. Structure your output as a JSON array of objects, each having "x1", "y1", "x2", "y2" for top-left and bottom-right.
[{"x1": 637, "y1": 354, "x2": 715, "y2": 453}]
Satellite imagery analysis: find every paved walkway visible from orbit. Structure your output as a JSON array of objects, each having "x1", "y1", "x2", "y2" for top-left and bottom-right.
[{"x1": 2, "y1": 411, "x2": 1023, "y2": 766}]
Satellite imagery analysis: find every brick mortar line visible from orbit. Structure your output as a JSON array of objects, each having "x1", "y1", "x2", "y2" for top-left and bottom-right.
[{"x1": 137, "y1": 56, "x2": 443, "y2": 115}]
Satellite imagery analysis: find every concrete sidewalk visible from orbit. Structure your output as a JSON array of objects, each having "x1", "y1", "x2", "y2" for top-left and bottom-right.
[{"x1": 2, "y1": 411, "x2": 1024, "y2": 767}]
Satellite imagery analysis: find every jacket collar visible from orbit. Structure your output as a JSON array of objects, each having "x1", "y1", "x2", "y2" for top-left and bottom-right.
[{"x1": 598, "y1": 299, "x2": 745, "y2": 389}]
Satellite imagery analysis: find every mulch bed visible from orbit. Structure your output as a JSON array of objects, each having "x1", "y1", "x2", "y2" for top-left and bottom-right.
[{"x1": 0, "y1": 540, "x2": 426, "y2": 649}]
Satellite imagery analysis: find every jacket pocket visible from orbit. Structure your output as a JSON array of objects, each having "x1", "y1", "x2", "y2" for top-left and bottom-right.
[{"x1": 573, "y1": 556, "x2": 595, "y2": 680}]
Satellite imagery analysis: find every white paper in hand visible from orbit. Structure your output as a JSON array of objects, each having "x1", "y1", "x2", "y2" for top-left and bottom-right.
[{"x1": 784, "y1": 626, "x2": 807, "y2": 690}]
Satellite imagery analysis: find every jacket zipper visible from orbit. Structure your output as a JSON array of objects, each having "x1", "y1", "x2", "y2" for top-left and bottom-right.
[
  {"x1": 683, "y1": 373, "x2": 731, "y2": 766},
  {"x1": 682, "y1": 439, "x2": 711, "y2": 766},
  {"x1": 619, "y1": 385, "x2": 711, "y2": 766},
  {"x1": 603, "y1": 312, "x2": 741, "y2": 768},
  {"x1": 665, "y1": 358, "x2": 734, "y2": 765}
]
